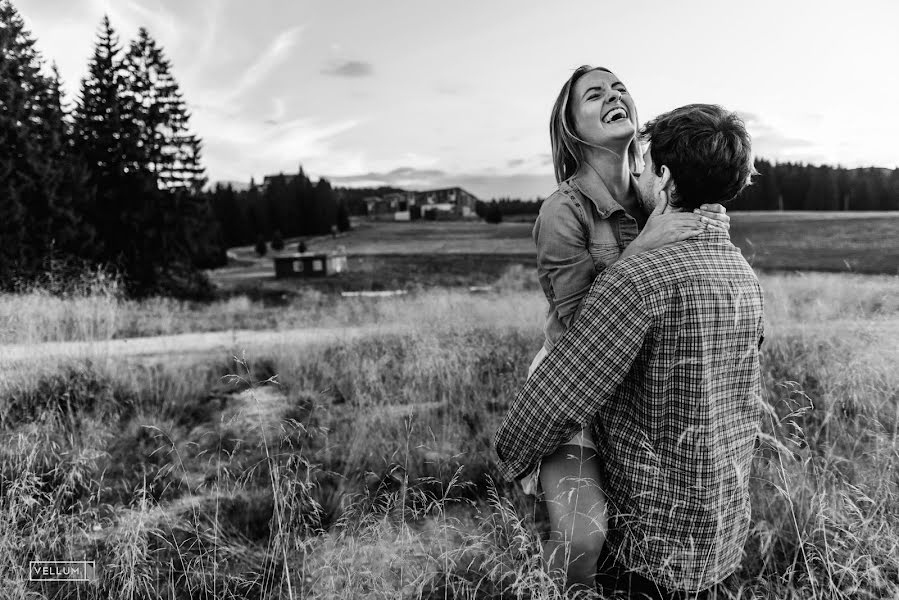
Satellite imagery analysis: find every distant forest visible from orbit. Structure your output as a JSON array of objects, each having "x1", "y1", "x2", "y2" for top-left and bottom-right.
[
  {"x1": 332, "y1": 160, "x2": 899, "y2": 220},
  {"x1": 1, "y1": 0, "x2": 896, "y2": 298}
]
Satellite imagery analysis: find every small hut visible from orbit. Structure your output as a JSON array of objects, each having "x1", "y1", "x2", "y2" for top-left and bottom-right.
[{"x1": 273, "y1": 252, "x2": 348, "y2": 278}]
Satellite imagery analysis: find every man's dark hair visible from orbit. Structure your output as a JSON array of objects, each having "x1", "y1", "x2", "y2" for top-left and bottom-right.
[{"x1": 640, "y1": 104, "x2": 756, "y2": 211}]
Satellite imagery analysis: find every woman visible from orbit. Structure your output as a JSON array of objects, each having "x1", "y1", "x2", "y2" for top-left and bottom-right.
[{"x1": 525, "y1": 65, "x2": 730, "y2": 591}]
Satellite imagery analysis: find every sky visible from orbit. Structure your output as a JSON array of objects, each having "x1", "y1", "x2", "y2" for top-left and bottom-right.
[{"x1": 16, "y1": 0, "x2": 899, "y2": 200}]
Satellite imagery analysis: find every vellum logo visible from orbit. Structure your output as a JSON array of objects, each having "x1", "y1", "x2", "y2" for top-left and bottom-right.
[{"x1": 29, "y1": 561, "x2": 96, "y2": 582}]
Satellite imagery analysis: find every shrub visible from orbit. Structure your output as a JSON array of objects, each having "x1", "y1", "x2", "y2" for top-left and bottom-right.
[
  {"x1": 271, "y1": 230, "x2": 284, "y2": 251},
  {"x1": 254, "y1": 236, "x2": 267, "y2": 257}
]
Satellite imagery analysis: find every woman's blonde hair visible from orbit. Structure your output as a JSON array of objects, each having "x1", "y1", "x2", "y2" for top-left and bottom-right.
[{"x1": 550, "y1": 65, "x2": 643, "y2": 184}]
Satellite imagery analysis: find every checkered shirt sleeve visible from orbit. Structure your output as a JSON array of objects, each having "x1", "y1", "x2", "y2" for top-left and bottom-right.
[{"x1": 493, "y1": 265, "x2": 650, "y2": 481}]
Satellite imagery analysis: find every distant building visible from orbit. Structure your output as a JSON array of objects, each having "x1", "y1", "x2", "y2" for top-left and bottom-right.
[
  {"x1": 416, "y1": 187, "x2": 479, "y2": 219},
  {"x1": 366, "y1": 191, "x2": 417, "y2": 221},
  {"x1": 273, "y1": 251, "x2": 348, "y2": 278},
  {"x1": 261, "y1": 173, "x2": 299, "y2": 190},
  {"x1": 364, "y1": 187, "x2": 478, "y2": 221}
]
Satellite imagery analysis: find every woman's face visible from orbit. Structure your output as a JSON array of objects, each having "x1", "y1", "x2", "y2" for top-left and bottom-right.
[{"x1": 570, "y1": 69, "x2": 637, "y2": 150}]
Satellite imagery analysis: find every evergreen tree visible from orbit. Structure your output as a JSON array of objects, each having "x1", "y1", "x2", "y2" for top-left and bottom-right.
[
  {"x1": 121, "y1": 26, "x2": 218, "y2": 280},
  {"x1": 271, "y1": 229, "x2": 284, "y2": 251},
  {"x1": 805, "y1": 166, "x2": 839, "y2": 211},
  {"x1": 313, "y1": 178, "x2": 337, "y2": 234},
  {"x1": 886, "y1": 170, "x2": 899, "y2": 211},
  {"x1": 120, "y1": 27, "x2": 206, "y2": 193},
  {"x1": 0, "y1": 0, "x2": 44, "y2": 280},
  {"x1": 246, "y1": 178, "x2": 266, "y2": 240},
  {"x1": 0, "y1": 1, "x2": 93, "y2": 282},
  {"x1": 757, "y1": 160, "x2": 782, "y2": 211},
  {"x1": 293, "y1": 166, "x2": 315, "y2": 235},
  {"x1": 210, "y1": 183, "x2": 245, "y2": 248},
  {"x1": 263, "y1": 173, "x2": 289, "y2": 237},
  {"x1": 72, "y1": 15, "x2": 134, "y2": 264},
  {"x1": 336, "y1": 201, "x2": 351, "y2": 232}
]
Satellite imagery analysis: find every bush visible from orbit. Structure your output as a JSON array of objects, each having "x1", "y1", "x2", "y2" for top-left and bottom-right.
[
  {"x1": 484, "y1": 202, "x2": 503, "y2": 224},
  {"x1": 271, "y1": 230, "x2": 284, "y2": 251}
]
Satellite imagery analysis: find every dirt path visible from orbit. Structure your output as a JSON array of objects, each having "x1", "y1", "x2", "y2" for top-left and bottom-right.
[{"x1": 0, "y1": 324, "x2": 408, "y2": 372}]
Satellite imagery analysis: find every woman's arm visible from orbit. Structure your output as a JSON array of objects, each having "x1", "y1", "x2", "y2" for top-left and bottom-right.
[
  {"x1": 533, "y1": 196, "x2": 597, "y2": 334},
  {"x1": 619, "y1": 202, "x2": 730, "y2": 261}
]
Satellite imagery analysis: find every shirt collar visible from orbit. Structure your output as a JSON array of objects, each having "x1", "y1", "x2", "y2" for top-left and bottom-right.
[{"x1": 567, "y1": 170, "x2": 644, "y2": 219}]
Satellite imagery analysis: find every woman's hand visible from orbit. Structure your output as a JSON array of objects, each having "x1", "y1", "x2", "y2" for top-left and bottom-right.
[
  {"x1": 695, "y1": 203, "x2": 730, "y2": 231},
  {"x1": 622, "y1": 201, "x2": 729, "y2": 258}
]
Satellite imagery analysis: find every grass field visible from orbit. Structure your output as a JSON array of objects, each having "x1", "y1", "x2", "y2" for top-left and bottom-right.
[
  {"x1": 1, "y1": 214, "x2": 898, "y2": 599},
  {"x1": 1, "y1": 264, "x2": 898, "y2": 598},
  {"x1": 220, "y1": 213, "x2": 899, "y2": 298}
]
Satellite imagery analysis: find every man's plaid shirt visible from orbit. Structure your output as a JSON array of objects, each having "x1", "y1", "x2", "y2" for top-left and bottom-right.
[{"x1": 494, "y1": 228, "x2": 765, "y2": 592}]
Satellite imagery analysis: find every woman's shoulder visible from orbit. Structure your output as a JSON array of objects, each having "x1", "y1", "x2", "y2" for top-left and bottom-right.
[
  {"x1": 534, "y1": 181, "x2": 589, "y2": 240},
  {"x1": 539, "y1": 179, "x2": 583, "y2": 214}
]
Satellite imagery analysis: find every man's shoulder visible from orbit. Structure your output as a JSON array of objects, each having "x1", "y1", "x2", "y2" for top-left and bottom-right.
[{"x1": 607, "y1": 233, "x2": 760, "y2": 298}]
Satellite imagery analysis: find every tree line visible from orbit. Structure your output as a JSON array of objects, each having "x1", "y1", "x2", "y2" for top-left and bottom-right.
[
  {"x1": 207, "y1": 170, "x2": 349, "y2": 252},
  {"x1": 0, "y1": 2, "x2": 346, "y2": 297},
  {"x1": 730, "y1": 159, "x2": 899, "y2": 212},
  {"x1": 479, "y1": 160, "x2": 899, "y2": 220}
]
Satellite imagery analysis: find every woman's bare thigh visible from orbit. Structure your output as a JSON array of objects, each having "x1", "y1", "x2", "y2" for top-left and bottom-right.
[{"x1": 539, "y1": 444, "x2": 608, "y2": 540}]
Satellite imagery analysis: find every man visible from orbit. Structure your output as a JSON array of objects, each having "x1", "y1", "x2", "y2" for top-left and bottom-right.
[{"x1": 494, "y1": 104, "x2": 765, "y2": 599}]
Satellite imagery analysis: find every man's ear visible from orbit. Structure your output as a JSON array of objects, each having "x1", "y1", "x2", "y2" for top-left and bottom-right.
[{"x1": 658, "y1": 165, "x2": 675, "y2": 213}]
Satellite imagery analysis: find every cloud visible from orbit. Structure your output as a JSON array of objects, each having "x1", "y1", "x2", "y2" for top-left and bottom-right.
[
  {"x1": 321, "y1": 60, "x2": 374, "y2": 78},
  {"x1": 227, "y1": 27, "x2": 302, "y2": 100},
  {"x1": 180, "y1": 0, "x2": 223, "y2": 80},
  {"x1": 737, "y1": 111, "x2": 815, "y2": 151},
  {"x1": 200, "y1": 115, "x2": 360, "y2": 181},
  {"x1": 507, "y1": 159, "x2": 525, "y2": 168},
  {"x1": 125, "y1": 0, "x2": 180, "y2": 39},
  {"x1": 328, "y1": 166, "x2": 446, "y2": 186},
  {"x1": 264, "y1": 98, "x2": 286, "y2": 125}
]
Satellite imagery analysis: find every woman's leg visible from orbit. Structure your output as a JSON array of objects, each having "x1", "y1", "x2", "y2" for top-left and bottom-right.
[{"x1": 539, "y1": 441, "x2": 608, "y2": 592}]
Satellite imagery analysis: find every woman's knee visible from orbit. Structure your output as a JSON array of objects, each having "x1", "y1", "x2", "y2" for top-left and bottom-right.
[{"x1": 566, "y1": 519, "x2": 607, "y2": 562}]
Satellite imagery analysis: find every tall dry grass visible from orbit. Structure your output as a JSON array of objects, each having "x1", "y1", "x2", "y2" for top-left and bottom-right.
[{"x1": 0, "y1": 268, "x2": 897, "y2": 598}]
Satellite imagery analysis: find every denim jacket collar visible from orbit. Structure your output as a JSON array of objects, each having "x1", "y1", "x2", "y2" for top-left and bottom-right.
[{"x1": 567, "y1": 170, "x2": 644, "y2": 220}]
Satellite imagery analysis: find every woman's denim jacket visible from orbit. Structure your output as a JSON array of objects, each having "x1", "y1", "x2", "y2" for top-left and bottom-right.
[{"x1": 534, "y1": 172, "x2": 644, "y2": 351}]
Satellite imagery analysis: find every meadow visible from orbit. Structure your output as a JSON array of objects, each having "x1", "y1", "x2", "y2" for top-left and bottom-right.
[
  {"x1": 215, "y1": 213, "x2": 899, "y2": 298},
  {"x1": 1, "y1": 216, "x2": 898, "y2": 599}
]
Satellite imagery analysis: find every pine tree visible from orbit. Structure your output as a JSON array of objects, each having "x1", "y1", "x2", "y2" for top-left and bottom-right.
[
  {"x1": 72, "y1": 15, "x2": 134, "y2": 265},
  {"x1": 805, "y1": 166, "x2": 839, "y2": 211},
  {"x1": 0, "y1": 0, "x2": 43, "y2": 280},
  {"x1": 263, "y1": 173, "x2": 289, "y2": 237},
  {"x1": 120, "y1": 27, "x2": 206, "y2": 193},
  {"x1": 0, "y1": 1, "x2": 93, "y2": 283},
  {"x1": 336, "y1": 201, "x2": 351, "y2": 232},
  {"x1": 210, "y1": 183, "x2": 245, "y2": 248},
  {"x1": 37, "y1": 65, "x2": 96, "y2": 268},
  {"x1": 293, "y1": 166, "x2": 314, "y2": 235},
  {"x1": 312, "y1": 178, "x2": 337, "y2": 234},
  {"x1": 246, "y1": 178, "x2": 265, "y2": 239}
]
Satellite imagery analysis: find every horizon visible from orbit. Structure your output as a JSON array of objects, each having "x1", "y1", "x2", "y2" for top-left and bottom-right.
[
  {"x1": 218, "y1": 159, "x2": 899, "y2": 201},
  {"x1": 16, "y1": 0, "x2": 899, "y2": 200}
]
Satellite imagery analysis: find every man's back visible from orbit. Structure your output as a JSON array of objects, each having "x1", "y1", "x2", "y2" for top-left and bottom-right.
[
  {"x1": 594, "y1": 227, "x2": 764, "y2": 591},
  {"x1": 494, "y1": 227, "x2": 764, "y2": 592}
]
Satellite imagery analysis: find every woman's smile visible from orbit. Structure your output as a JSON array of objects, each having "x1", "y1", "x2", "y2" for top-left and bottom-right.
[{"x1": 602, "y1": 106, "x2": 628, "y2": 124}]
